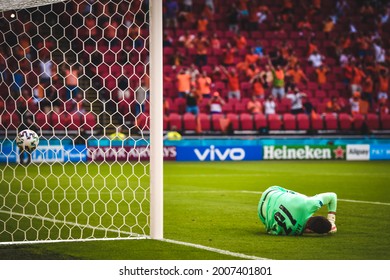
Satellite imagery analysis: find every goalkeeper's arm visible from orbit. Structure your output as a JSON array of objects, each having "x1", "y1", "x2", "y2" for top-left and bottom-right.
[{"x1": 316, "y1": 192, "x2": 337, "y2": 233}]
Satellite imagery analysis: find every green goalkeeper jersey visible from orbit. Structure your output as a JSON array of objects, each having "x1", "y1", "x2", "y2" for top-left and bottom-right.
[{"x1": 258, "y1": 186, "x2": 337, "y2": 236}]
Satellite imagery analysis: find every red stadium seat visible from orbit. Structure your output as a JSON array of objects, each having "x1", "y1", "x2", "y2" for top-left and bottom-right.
[
  {"x1": 283, "y1": 113, "x2": 296, "y2": 130},
  {"x1": 352, "y1": 113, "x2": 365, "y2": 130},
  {"x1": 254, "y1": 114, "x2": 267, "y2": 130},
  {"x1": 267, "y1": 114, "x2": 282, "y2": 130},
  {"x1": 173, "y1": 97, "x2": 186, "y2": 114},
  {"x1": 198, "y1": 113, "x2": 211, "y2": 131},
  {"x1": 211, "y1": 113, "x2": 223, "y2": 131},
  {"x1": 310, "y1": 114, "x2": 324, "y2": 131},
  {"x1": 183, "y1": 112, "x2": 197, "y2": 131},
  {"x1": 366, "y1": 113, "x2": 379, "y2": 131},
  {"x1": 338, "y1": 113, "x2": 352, "y2": 131},
  {"x1": 324, "y1": 113, "x2": 338, "y2": 130},
  {"x1": 168, "y1": 113, "x2": 182, "y2": 131},
  {"x1": 226, "y1": 113, "x2": 239, "y2": 131},
  {"x1": 239, "y1": 113, "x2": 254, "y2": 130},
  {"x1": 222, "y1": 103, "x2": 234, "y2": 114},
  {"x1": 380, "y1": 114, "x2": 390, "y2": 130},
  {"x1": 297, "y1": 113, "x2": 310, "y2": 130},
  {"x1": 234, "y1": 101, "x2": 246, "y2": 114}
]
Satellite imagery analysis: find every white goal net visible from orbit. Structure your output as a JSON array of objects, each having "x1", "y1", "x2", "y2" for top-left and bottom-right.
[{"x1": 0, "y1": 0, "x2": 163, "y2": 243}]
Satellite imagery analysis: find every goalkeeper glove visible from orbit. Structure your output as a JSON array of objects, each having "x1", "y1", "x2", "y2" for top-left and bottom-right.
[{"x1": 327, "y1": 213, "x2": 337, "y2": 233}]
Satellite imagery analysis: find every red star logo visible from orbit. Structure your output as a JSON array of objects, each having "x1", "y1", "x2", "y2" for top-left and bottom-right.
[{"x1": 333, "y1": 146, "x2": 345, "y2": 159}]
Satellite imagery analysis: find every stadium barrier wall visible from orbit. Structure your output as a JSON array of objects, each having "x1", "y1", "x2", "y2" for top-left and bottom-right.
[{"x1": 1, "y1": 138, "x2": 390, "y2": 163}]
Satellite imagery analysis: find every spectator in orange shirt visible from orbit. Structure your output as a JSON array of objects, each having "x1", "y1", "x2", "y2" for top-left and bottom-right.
[
  {"x1": 286, "y1": 64, "x2": 309, "y2": 88},
  {"x1": 378, "y1": 68, "x2": 389, "y2": 101},
  {"x1": 196, "y1": 71, "x2": 212, "y2": 99},
  {"x1": 247, "y1": 95, "x2": 263, "y2": 114},
  {"x1": 326, "y1": 96, "x2": 344, "y2": 114},
  {"x1": 297, "y1": 16, "x2": 313, "y2": 37},
  {"x1": 210, "y1": 33, "x2": 221, "y2": 49},
  {"x1": 237, "y1": 47, "x2": 260, "y2": 74},
  {"x1": 192, "y1": 32, "x2": 210, "y2": 67},
  {"x1": 250, "y1": 73, "x2": 265, "y2": 100},
  {"x1": 63, "y1": 63, "x2": 81, "y2": 99},
  {"x1": 176, "y1": 68, "x2": 192, "y2": 97},
  {"x1": 197, "y1": 15, "x2": 209, "y2": 34},
  {"x1": 221, "y1": 66, "x2": 241, "y2": 100},
  {"x1": 349, "y1": 62, "x2": 366, "y2": 95},
  {"x1": 245, "y1": 63, "x2": 261, "y2": 80},
  {"x1": 307, "y1": 38, "x2": 319, "y2": 57},
  {"x1": 361, "y1": 73, "x2": 374, "y2": 108},
  {"x1": 234, "y1": 31, "x2": 248, "y2": 51},
  {"x1": 322, "y1": 16, "x2": 335, "y2": 39},
  {"x1": 222, "y1": 42, "x2": 238, "y2": 67},
  {"x1": 315, "y1": 64, "x2": 330, "y2": 87}
]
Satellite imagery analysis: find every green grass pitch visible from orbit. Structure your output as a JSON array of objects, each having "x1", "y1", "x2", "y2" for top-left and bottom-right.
[{"x1": 1, "y1": 160, "x2": 390, "y2": 260}]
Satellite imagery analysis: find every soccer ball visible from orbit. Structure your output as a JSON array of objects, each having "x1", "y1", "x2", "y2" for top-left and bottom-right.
[{"x1": 16, "y1": 129, "x2": 39, "y2": 152}]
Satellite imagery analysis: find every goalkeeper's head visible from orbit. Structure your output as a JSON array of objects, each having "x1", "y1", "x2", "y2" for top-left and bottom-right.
[{"x1": 305, "y1": 216, "x2": 332, "y2": 234}]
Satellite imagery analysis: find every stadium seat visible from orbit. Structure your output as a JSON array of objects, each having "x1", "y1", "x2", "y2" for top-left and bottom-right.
[
  {"x1": 168, "y1": 113, "x2": 182, "y2": 131},
  {"x1": 314, "y1": 90, "x2": 327, "y2": 101},
  {"x1": 234, "y1": 102, "x2": 246, "y2": 114},
  {"x1": 310, "y1": 114, "x2": 324, "y2": 131},
  {"x1": 226, "y1": 113, "x2": 239, "y2": 131},
  {"x1": 278, "y1": 98, "x2": 292, "y2": 114},
  {"x1": 283, "y1": 113, "x2": 296, "y2": 130},
  {"x1": 239, "y1": 113, "x2": 254, "y2": 130},
  {"x1": 352, "y1": 113, "x2": 365, "y2": 131},
  {"x1": 297, "y1": 113, "x2": 310, "y2": 130},
  {"x1": 365, "y1": 113, "x2": 379, "y2": 131},
  {"x1": 338, "y1": 113, "x2": 352, "y2": 131},
  {"x1": 380, "y1": 114, "x2": 390, "y2": 130},
  {"x1": 254, "y1": 113, "x2": 267, "y2": 131},
  {"x1": 267, "y1": 114, "x2": 282, "y2": 130},
  {"x1": 198, "y1": 113, "x2": 211, "y2": 131},
  {"x1": 183, "y1": 112, "x2": 197, "y2": 131},
  {"x1": 173, "y1": 97, "x2": 186, "y2": 114},
  {"x1": 324, "y1": 113, "x2": 338, "y2": 130},
  {"x1": 222, "y1": 103, "x2": 234, "y2": 114},
  {"x1": 211, "y1": 113, "x2": 224, "y2": 131}
]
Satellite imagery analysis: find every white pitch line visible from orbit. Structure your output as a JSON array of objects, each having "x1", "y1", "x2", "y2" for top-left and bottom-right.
[
  {"x1": 162, "y1": 238, "x2": 270, "y2": 260},
  {"x1": 0, "y1": 210, "x2": 144, "y2": 238},
  {"x1": 0, "y1": 209, "x2": 268, "y2": 260}
]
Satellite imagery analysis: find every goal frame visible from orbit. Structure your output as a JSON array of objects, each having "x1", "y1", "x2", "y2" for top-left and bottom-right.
[{"x1": 0, "y1": 0, "x2": 164, "y2": 243}]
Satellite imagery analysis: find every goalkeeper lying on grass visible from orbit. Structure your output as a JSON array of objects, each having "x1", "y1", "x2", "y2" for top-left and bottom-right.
[{"x1": 258, "y1": 186, "x2": 337, "y2": 235}]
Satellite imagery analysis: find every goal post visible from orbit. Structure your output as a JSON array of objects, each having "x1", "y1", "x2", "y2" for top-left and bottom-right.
[
  {"x1": 149, "y1": 0, "x2": 164, "y2": 240},
  {"x1": 0, "y1": 0, "x2": 163, "y2": 243}
]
